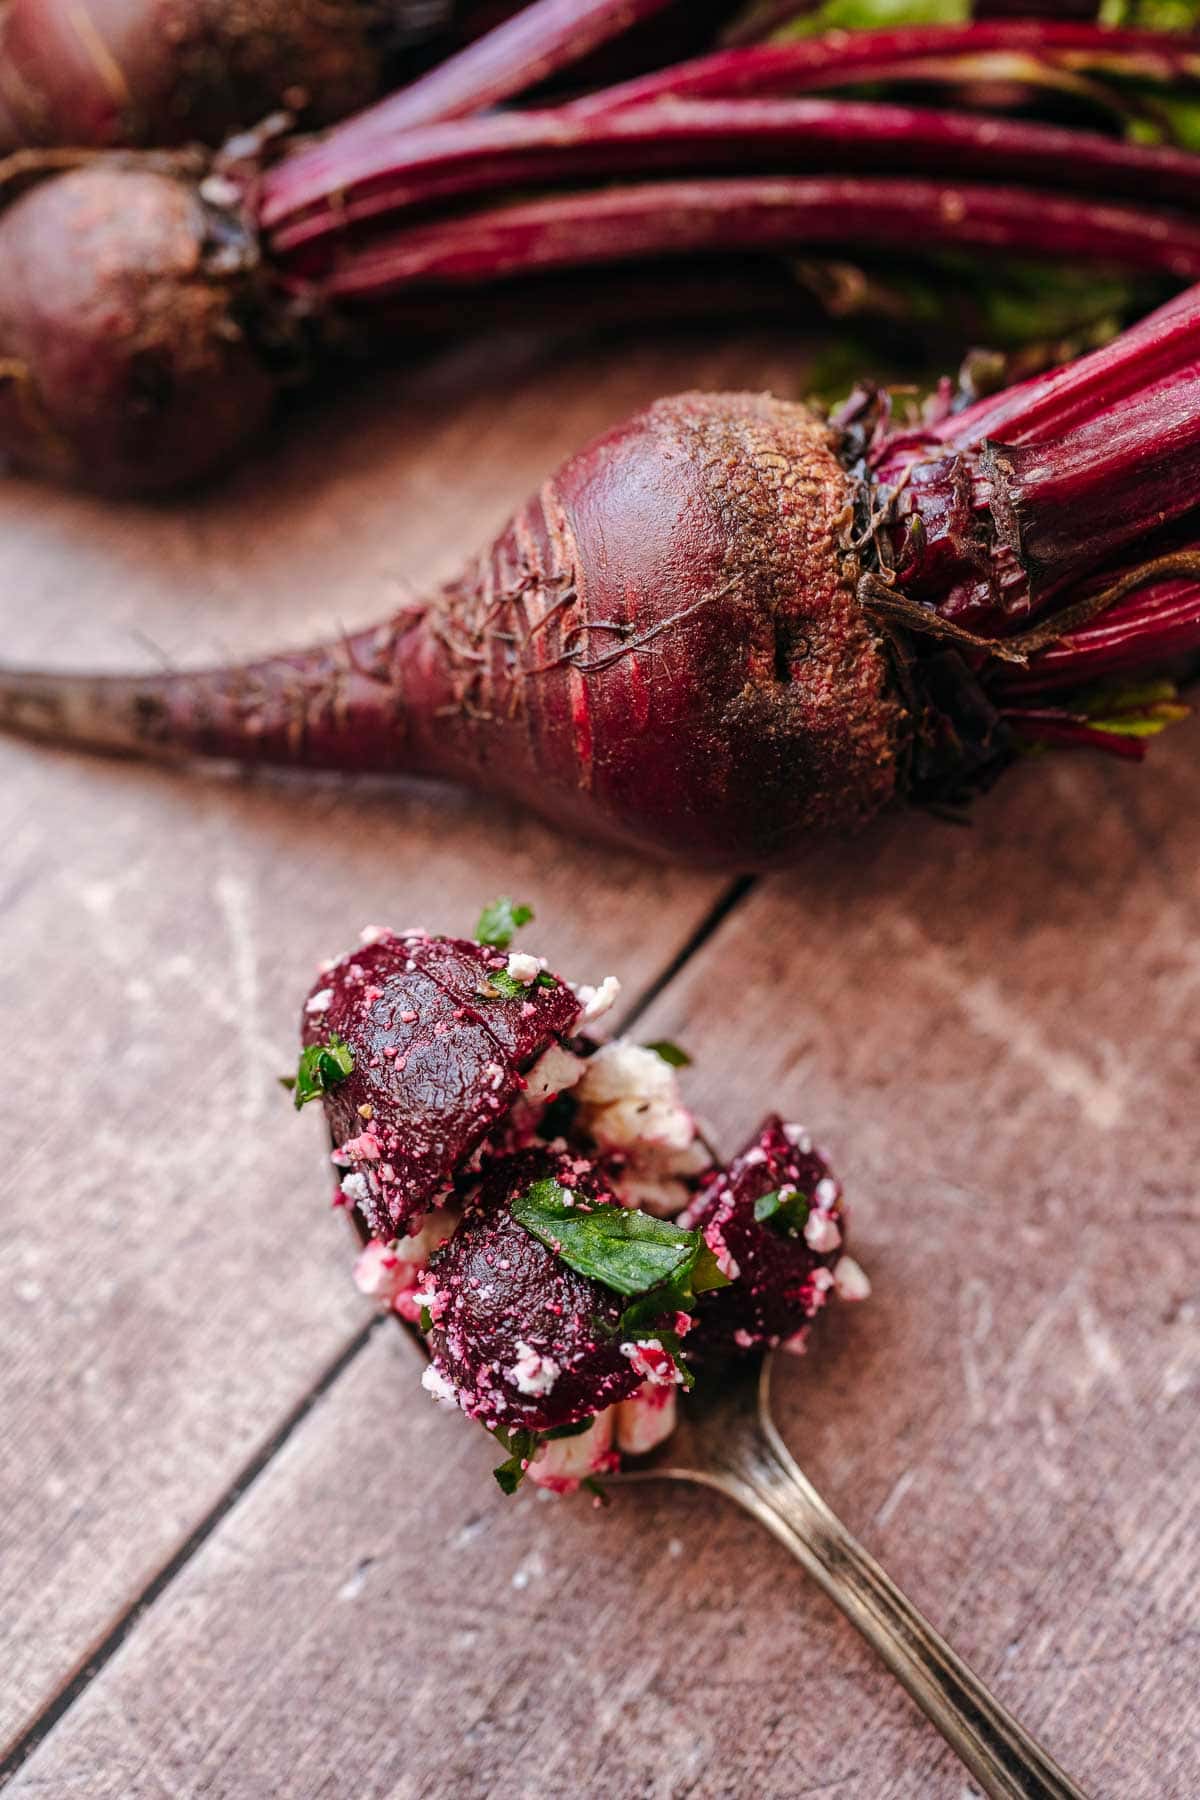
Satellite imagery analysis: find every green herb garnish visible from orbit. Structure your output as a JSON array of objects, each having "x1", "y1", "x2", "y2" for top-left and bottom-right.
[
  {"x1": 486, "y1": 969, "x2": 525, "y2": 1000},
  {"x1": 753, "y1": 1187, "x2": 812, "y2": 1237},
  {"x1": 419, "y1": 1306, "x2": 433, "y2": 1334},
  {"x1": 643, "y1": 1040, "x2": 692, "y2": 1068},
  {"x1": 491, "y1": 1424, "x2": 542, "y2": 1495},
  {"x1": 475, "y1": 897, "x2": 534, "y2": 950},
  {"x1": 511, "y1": 1178, "x2": 729, "y2": 1345},
  {"x1": 281, "y1": 1033, "x2": 355, "y2": 1110}
]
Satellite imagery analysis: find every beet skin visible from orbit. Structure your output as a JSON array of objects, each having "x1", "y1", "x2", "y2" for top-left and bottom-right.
[{"x1": 0, "y1": 163, "x2": 275, "y2": 492}]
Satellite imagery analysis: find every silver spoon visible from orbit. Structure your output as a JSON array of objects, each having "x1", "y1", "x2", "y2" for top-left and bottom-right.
[
  {"x1": 344, "y1": 1172, "x2": 1085, "y2": 1795},
  {"x1": 613, "y1": 1351, "x2": 1088, "y2": 1800}
]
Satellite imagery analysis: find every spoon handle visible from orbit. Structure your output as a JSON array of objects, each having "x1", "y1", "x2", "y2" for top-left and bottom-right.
[{"x1": 717, "y1": 1413, "x2": 1088, "y2": 1800}]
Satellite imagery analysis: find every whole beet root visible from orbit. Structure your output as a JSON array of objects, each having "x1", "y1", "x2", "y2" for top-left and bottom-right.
[{"x1": 0, "y1": 161, "x2": 274, "y2": 492}]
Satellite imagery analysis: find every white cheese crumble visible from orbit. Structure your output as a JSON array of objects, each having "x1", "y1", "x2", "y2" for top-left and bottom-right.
[
  {"x1": 523, "y1": 1042, "x2": 587, "y2": 1105},
  {"x1": 505, "y1": 951, "x2": 542, "y2": 986},
  {"x1": 576, "y1": 1041, "x2": 693, "y2": 1153},
  {"x1": 305, "y1": 988, "x2": 333, "y2": 1014},
  {"x1": 833, "y1": 1255, "x2": 872, "y2": 1302},
  {"x1": 395, "y1": 1207, "x2": 459, "y2": 1264},
  {"x1": 507, "y1": 1340, "x2": 561, "y2": 1396},
  {"x1": 615, "y1": 1384, "x2": 677, "y2": 1455},
  {"x1": 804, "y1": 1211, "x2": 842, "y2": 1254},
  {"x1": 421, "y1": 1364, "x2": 460, "y2": 1407},
  {"x1": 340, "y1": 1172, "x2": 370, "y2": 1208},
  {"x1": 528, "y1": 1408, "x2": 614, "y2": 1491},
  {"x1": 353, "y1": 1240, "x2": 413, "y2": 1302},
  {"x1": 576, "y1": 975, "x2": 621, "y2": 1024}
]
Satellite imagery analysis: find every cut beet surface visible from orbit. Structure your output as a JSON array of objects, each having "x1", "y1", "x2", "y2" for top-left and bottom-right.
[
  {"x1": 302, "y1": 929, "x2": 580, "y2": 1236},
  {"x1": 686, "y1": 1114, "x2": 847, "y2": 1355},
  {"x1": 424, "y1": 1148, "x2": 658, "y2": 1434}
]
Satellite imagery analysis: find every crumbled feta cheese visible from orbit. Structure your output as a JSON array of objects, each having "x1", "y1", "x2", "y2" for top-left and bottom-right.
[
  {"x1": 833, "y1": 1255, "x2": 871, "y2": 1302},
  {"x1": 804, "y1": 1211, "x2": 842, "y2": 1254},
  {"x1": 305, "y1": 988, "x2": 333, "y2": 1014},
  {"x1": 615, "y1": 1383, "x2": 677, "y2": 1455},
  {"x1": 505, "y1": 951, "x2": 541, "y2": 986},
  {"x1": 576, "y1": 975, "x2": 620, "y2": 1024},
  {"x1": 523, "y1": 1042, "x2": 587, "y2": 1105},
  {"x1": 353, "y1": 1240, "x2": 414, "y2": 1302},
  {"x1": 783, "y1": 1123, "x2": 812, "y2": 1153},
  {"x1": 340, "y1": 1172, "x2": 370, "y2": 1208},
  {"x1": 421, "y1": 1363, "x2": 460, "y2": 1407},
  {"x1": 528, "y1": 1408, "x2": 615, "y2": 1493},
  {"x1": 814, "y1": 1176, "x2": 839, "y2": 1209},
  {"x1": 608, "y1": 1170, "x2": 693, "y2": 1218},
  {"x1": 507, "y1": 1340, "x2": 561, "y2": 1396},
  {"x1": 394, "y1": 1207, "x2": 458, "y2": 1264},
  {"x1": 576, "y1": 1040, "x2": 694, "y2": 1153}
]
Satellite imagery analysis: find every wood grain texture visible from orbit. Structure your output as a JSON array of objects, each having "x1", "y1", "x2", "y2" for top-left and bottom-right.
[
  {"x1": 8, "y1": 710, "x2": 1198, "y2": 1796},
  {"x1": 0, "y1": 322, "x2": 818, "y2": 1756}
]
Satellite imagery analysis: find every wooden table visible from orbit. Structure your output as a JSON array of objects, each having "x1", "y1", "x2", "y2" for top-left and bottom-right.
[{"x1": 1, "y1": 320, "x2": 1196, "y2": 1800}]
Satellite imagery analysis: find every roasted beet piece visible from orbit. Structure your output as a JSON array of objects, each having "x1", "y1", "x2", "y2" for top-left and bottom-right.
[
  {"x1": 302, "y1": 929, "x2": 580, "y2": 1237},
  {"x1": 685, "y1": 1115, "x2": 846, "y2": 1355},
  {"x1": 424, "y1": 1148, "x2": 654, "y2": 1434}
]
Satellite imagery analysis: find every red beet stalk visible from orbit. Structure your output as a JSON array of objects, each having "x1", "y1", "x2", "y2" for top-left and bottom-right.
[
  {"x1": 303, "y1": 172, "x2": 1200, "y2": 299},
  {"x1": 0, "y1": 296, "x2": 1197, "y2": 865},
  {"x1": 564, "y1": 21, "x2": 1200, "y2": 113},
  {"x1": 260, "y1": 95, "x2": 1200, "y2": 254}
]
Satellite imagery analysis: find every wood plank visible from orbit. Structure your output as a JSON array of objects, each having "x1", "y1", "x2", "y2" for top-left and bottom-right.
[
  {"x1": 10, "y1": 722, "x2": 1197, "y2": 1796},
  {"x1": 0, "y1": 321, "x2": 814, "y2": 1754}
]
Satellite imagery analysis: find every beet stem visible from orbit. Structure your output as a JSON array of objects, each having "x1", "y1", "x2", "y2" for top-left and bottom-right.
[
  {"x1": 564, "y1": 21, "x2": 1200, "y2": 114},
  {"x1": 263, "y1": 0, "x2": 676, "y2": 222},
  {"x1": 307, "y1": 174, "x2": 1200, "y2": 301},
  {"x1": 262, "y1": 95, "x2": 1200, "y2": 255}
]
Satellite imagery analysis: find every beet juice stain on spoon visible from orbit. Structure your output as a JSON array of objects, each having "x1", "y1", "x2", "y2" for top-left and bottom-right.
[{"x1": 289, "y1": 899, "x2": 1089, "y2": 1799}]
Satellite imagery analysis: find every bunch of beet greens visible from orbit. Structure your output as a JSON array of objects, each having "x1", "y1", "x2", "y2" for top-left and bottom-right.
[
  {"x1": 1, "y1": 278, "x2": 1197, "y2": 865},
  {"x1": 4, "y1": 1, "x2": 1200, "y2": 490}
]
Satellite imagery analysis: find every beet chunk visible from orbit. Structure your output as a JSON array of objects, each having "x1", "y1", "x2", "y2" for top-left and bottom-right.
[
  {"x1": 686, "y1": 1115, "x2": 846, "y2": 1354},
  {"x1": 302, "y1": 929, "x2": 580, "y2": 1236},
  {"x1": 424, "y1": 1149, "x2": 650, "y2": 1434}
]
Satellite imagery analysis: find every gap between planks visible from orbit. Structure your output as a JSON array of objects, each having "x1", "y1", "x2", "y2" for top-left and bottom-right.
[{"x1": 0, "y1": 872, "x2": 758, "y2": 1791}]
